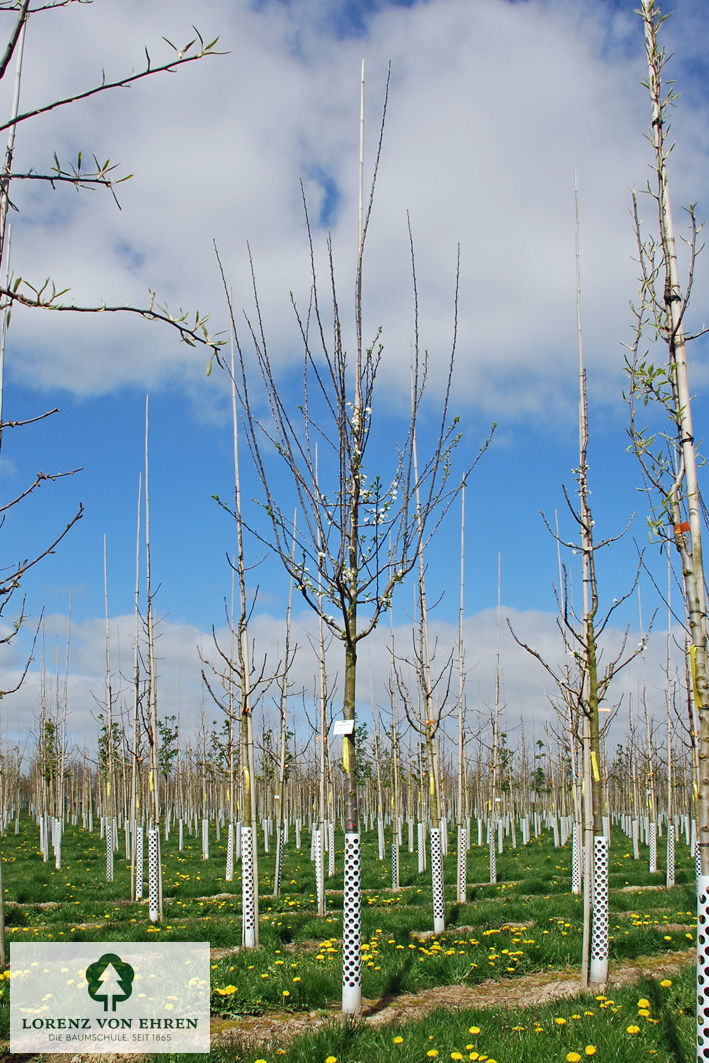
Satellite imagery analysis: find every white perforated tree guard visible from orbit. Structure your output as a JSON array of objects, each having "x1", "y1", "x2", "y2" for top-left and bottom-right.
[
  {"x1": 408, "y1": 818, "x2": 414, "y2": 853},
  {"x1": 148, "y1": 826, "x2": 160, "y2": 923},
  {"x1": 377, "y1": 818, "x2": 385, "y2": 860},
  {"x1": 456, "y1": 824, "x2": 467, "y2": 904},
  {"x1": 295, "y1": 817, "x2": 302, "y2": 850},
  {"x1": 430, "y1": 826, "x2": 445, "y2": 933},
  {"x1": 391, "y1": 839, "x2": 399, "y2": 890},
  {"x1": 649, "y1": 821, "x2": 657, "y2": 873},
  {"x1": 310, "y1": 826, "x2": 317, "y2": 861},
  {"x1": 274, "y1": 826, "x2": 283, "y2": 894},
  {"x1": 571, "y1": 822, "x2": 581, "y2": 894},
  {"x1": 589, "y1": 834, "x2": 609, "y2": 985},
  {"x1": 342, "y1": 831, "x2": 362, "y2": 1015},
  {"x1": 441, "y1": 817, "x2": 449, "y2": 857},
  {"x1": 41, "y1": 816, "x2": 49, "y2": 863},
  {"x1": 489, "y1": 837, "x2": 497, "y2": 885},
  {"x1": 666, "y1": 823, "x2": 675, "y2": 889},
  {"x1": 632, "y1": 817, "x2": 640, "y2": 859},
  {"x1": 241, "y1": 825, "x2": 256, "y2": 948},
  {"x1": 178, "y1": 818, "x2": 184, "y2": 851},
  {"x1": 314, "y1": 828, "x2": 325, "y2": 915},
  {"x1": 236, "y1": 820, "x2": 242, "y2": 861},
  {"x1": 105, "y1": 822, "x2": 114, "y2": 883},
  {"x1": 202, "y1": 818, "x2": 209, "y2": 861},
  {"x1": 477, "y1": 818, "x2": 483, "y2": 847},
  {"x1": 497, "y1": 818, "x2": 504, "y2": 854},
  {"x1": 226, "y1": 822, "x2": 234, "y2": 882},
  {"x1": 553, "y1": 817, "x2": 560, "y2": 849},
  {"x1": 328, "y1": 820, "x2": 335, "y2": 878},
  {"x1": 135, "y1": 825, "x2": 144, "y2": 901},
  {"x1": 417, "y1": 821, "x2": 426, "y2": 873},
  {"x1": 54, "y1": 819, "x2": 61, "y2": 870},
  {"x1": 697, "y1": 873, "x2": 709, "y2": 1061}
]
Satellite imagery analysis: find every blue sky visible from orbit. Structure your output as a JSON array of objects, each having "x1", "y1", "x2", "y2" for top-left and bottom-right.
[{"x1": 0, "y1": 0, "x2": 706, "y2": 755}]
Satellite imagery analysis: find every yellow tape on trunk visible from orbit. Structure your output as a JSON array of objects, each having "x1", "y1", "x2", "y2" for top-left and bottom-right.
[{"x1": 591, "y1": 751, "x2": 600, "y2": 782}]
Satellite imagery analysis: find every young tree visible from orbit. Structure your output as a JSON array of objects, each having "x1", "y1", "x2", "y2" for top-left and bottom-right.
[
  {"x1": 219, "y1": 68, "x2": 489, "y2": 1013},
  {"x1": 625, "y1": 0, "x2": 709, "y2": 1049},
  {"x1": 511, "y1": 180, "x2": 645, "y2": 987}
]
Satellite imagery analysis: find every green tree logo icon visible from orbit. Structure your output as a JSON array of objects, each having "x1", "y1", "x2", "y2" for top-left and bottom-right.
[{"x1": 86, "y1": 953, "x2": 135, "y2": 1012}]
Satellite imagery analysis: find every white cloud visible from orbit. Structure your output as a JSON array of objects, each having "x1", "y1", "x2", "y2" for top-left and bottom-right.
[
  {"x1": 0, "y1": 601, "x2": 680, "y2": 765},
  {"x1": 0, "y1": 0, "x2": 704, "y2": 418}
]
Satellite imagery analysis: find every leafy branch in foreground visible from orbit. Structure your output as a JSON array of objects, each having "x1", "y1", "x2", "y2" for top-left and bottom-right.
[{"x1": 0, "y1": 280, "x2": 225, "y2": 353}]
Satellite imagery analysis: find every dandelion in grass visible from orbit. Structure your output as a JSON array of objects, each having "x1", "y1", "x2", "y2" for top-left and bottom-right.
[
  {"x1": 451, "y1": 1054, "x2": 464, "y2": 1061},
  {"x1": 468, "y1": 1026, "x2": 480, "y2": 1035},
  {"x1": 554, "y1": 1017, "x2": 567, "y2": 1026},
  {"x1": 637, "y1": 998, "x2": 650, "y2": 1008},
  {"x1": 325, "y1": 1057, "x2": 337, "y2": 1063},
  {"x1": 393, "y1": 1036, "x2": 403, "y2": 1044},
  {"x1": 566, "y1": 1054, "x2": 582, "y2": 1062},
  {"x1": 626, "y1": 1025, "x2": 641, "y2": 1035},
  {"x1": 584, "y1": 1048, "x2": 596, "y2": 1056},
  {"x1": 660, "y1": 978, "x2": 672, "y2": 987},
  {"x1": 427, "y1": 1052, "x2": 439, "y2": 1058}
]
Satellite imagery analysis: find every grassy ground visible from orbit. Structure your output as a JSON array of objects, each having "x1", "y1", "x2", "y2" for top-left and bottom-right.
[{"x1": 0, "y1": 816, "x2": 698, "y2": 1061}]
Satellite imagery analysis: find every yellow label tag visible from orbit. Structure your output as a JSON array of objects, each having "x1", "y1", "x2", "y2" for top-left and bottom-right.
[
  {"x1": 429, "y1": 773, "x2": 435, "y2": 796},
  {"x1": 342, "y1": 738, "x2": 350, "y2": 773},
  {"x1": 244, "y1": 767, "x2": 250, "y2": 792},
  {"x1": 149, "y1": 770, "x2": 154, "y2": 793},
  {"x1": 690, "y1": 643, "x2": 700, "y2": 704},
  {"x1": 106, "y1": 783, "x2": 111, "y2": 797},
  {"x1": 590, "y1": 751, "x2": 600, "y2": 782}
]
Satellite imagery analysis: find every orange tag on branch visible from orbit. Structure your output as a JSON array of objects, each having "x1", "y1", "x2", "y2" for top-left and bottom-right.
[{"x1": 674, "y1": 521, "x2": 690, "y2": 535}]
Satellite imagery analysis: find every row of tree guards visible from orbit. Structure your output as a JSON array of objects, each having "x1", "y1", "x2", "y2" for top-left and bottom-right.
[{"x1": 22, "y1": 699, "x2": 699, "y2": 965}]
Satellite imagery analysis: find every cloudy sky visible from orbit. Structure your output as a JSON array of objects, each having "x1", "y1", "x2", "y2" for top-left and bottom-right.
[{"x1": 0, "y1": 0, "x2": 705, "y2": 761}]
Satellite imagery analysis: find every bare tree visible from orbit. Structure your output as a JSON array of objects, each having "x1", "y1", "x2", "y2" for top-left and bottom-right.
[
  {"x1": 218, "y1": 67, "x2": 490, "y2": 1014},
  {"x1": 624, "y1": 0, "x2": 709, "y2": 1050},
  {"x1": 511, "y1": 179, "x2": 645, "y2": 987}
]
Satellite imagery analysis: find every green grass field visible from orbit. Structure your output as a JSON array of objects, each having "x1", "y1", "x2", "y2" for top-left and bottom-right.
[{"x1": 0, "y1": 817, "x2": 698, "y2": 1061}]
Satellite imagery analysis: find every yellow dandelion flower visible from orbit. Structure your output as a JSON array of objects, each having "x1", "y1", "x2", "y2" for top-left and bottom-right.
[
  {"x1": 393, "y1": 1036, "x2": 403, "y2": 1044},
  {"x1": 468, "y1": 1026, "x2": 480, "y2": 1035},
  {"x1": 566, "y1": 1054, "x2": 582, "y2": 1063},
  {"x1": 626, "y1": 1025, "x2": 641, "y2": 1035},
  {"x1": 427, "y1": 1052, "x2": 439, "y2": 1059},
  {"x1": 451, "y1": 1054, "x2": 464, "y2": 1061},
  {"x1": 637, "y1": 998, "x2": 651, "y2": 1008},
  {"x1": 584, "y1": 1047, "x2": 596, "y2": 1056},
  {"x1": 554, "y1": 1017, "x2": 567, "y2": 1026},
  {"x1": 660, "y1": 979, "x2": 672, "y2": 987}
]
